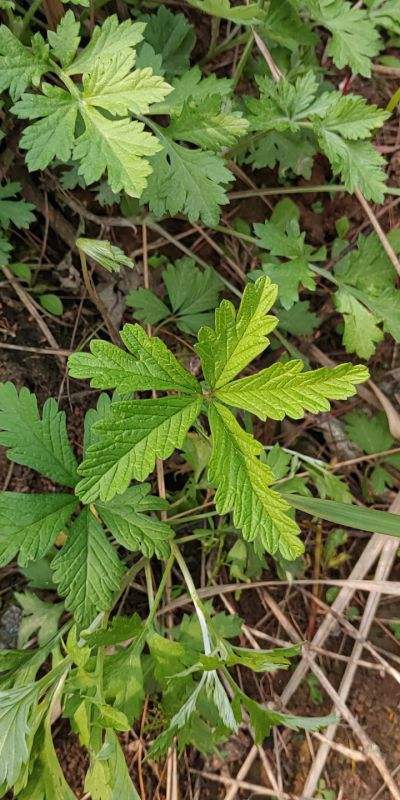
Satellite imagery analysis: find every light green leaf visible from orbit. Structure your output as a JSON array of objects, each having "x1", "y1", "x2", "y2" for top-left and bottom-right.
[
  {"x1": 0, "y1": 382, "x2": 78, "y2": 487},
  {"x1": 12, "y1": 84, "x2": 78, "y2": 171},
  {"x1": 82, "y1": 52, "x2": 171, "y2": 116},
  {"x1": 18, "y1": 722, "x2": 78, "y2": 799},
  {"x1": 0, "y1": 492, "x2": 76, "y2": 567},
  {"x1": 76, "y1": 396, "x2": 202, "y2": 503},
  {"x1": 75, "y1": 108, "x2": 162, "y2": 197},
  {"x1": 185, "y1": 0, "x2": 266, "y2": 25},
  {"x1": 0, "y1": 182, "x2": 35, "y2": 229},
  {"x1": 208, "y1": 402, "x2": 303, "y2": 560},
  {"x1": 68, "y1": 323, "x2": 199, "y2": 393},
  {"x1": 0, "y1": 683, "x2": 38, "y2": 788},
  {"x1": 52, "y1": 508, "x2": 124, "y2": 627},
  {"x1": 155, "y1": 66, "x2": 232, "y2": 114},
  {"x1": 196, "y1": 276, "x2": 278, "y2": 389},
  {"x1": 286, "y1": 494, "x2": 400, "y2": 537},
  {"x1": 216, "y1": 361, "x2": 368, "y2": 421},
  {"x1": 39, "y1": 294, "x2": 63, "y2": 316},
  {"x1": 47, "y1": 9, "x2": 80, "y2": 67},
  {"x1": 256, "y1": 258, "x2": 315, "y2": 309},
  {"x1": 278, "y1": 299, "x2": 319, "y2": 336},
  {"x1": 96, "y1": 484, "x2": 173, "y2": 559},
  {"x1": 0, "y1": 27, "x2": 49, "y2": 100},
  {"x1": 76, "y1": 237, "x2": 134, "y2": 272},
  {"x1": 85, "y1": 731, "x2": 140, "y2": 800},
  {"x1": 67, "y1": 15, "x2": 145, "y2": 75}
]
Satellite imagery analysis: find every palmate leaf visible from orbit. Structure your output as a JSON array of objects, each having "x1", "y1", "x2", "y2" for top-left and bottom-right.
[
  {"x1": 52, "y1": 508, "x2": 124, "y2": 628},
  {"x1": 215, "y1": 361, "x2": 368, "y2": 421},
  {"x1": 0, "y1": 382, "x2": 78, "y2": 487},
  {"x1": 127, "y1": 259, "x2": 223, "y2": 335},
  {"x1": 0, "y1": 492, "x2": 77, "y2": 567},
  {"x1": 76, "y1": 396, "x2": 202, "y2": 503},
  {"x1": 69, "y1": 323, "x2": 199, "y2": 393},
  {"x1": 155, "y1": 66, "x2": 232, "y2": 114},
  {"x1": 195, "y1": 276, "x2": 278, "y2": 388},
  {"x1": 96, "y1": 484, "x2": 173, "y2": 559},
  {"x1": 208, "y1": 402, "x2": 303, "y2": 560}
]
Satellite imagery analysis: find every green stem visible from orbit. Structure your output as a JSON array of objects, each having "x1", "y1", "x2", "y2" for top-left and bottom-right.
[
  {"x1": 171, "y1": 543, "x2": 212, "y2": 654},
  {"x1": 231, "y1": 34, "x2": 253, "y2": 89},
  {"x1": 136, "y1": 551, "x2": 175, "y2": 647}
]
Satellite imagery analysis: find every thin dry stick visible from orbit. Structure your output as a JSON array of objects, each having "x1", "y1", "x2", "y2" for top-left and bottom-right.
[
  {"x1": 78, "y1": 249, "x2": 120, "y2": 346},
  {"x1": 223, "y1": 746, "x2": 260, "y2": 800},
  {"x1": 303, "y1": 534, "x2": 400, "y2": 796},
  {"x1": 0, "y1": 342, "x2": 72, "y2": 356},
  {"x1": 355, "y1": 188, "x2": 400, "y2": 278},
  {"x1": 2, "y1": 265, "x2": 65, "y2": 367}
]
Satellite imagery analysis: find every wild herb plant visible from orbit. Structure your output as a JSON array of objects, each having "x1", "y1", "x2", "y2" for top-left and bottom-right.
[{"x1": 1, "y1": 0, "x2": 400, "y2": 796}]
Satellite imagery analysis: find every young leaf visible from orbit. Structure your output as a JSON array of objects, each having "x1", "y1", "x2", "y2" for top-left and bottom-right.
[
  {"x1": 47, "y1": 9, "x2": 80, "y2": 67},
  {"x1": 96, "y1": 484, "x2": 174, "y2": 558},
  {"x1": 208, "y1": 402, "x2": 303, "y2": 560},
  {"x1": 215, "y1": 361, "x2": 368, "y2": 421},
  {"x1": 76, "y1": 237, "x2": 134, "y2": 272},
  {"x1": 68, "y1": 323, "x2": 199, "y2": 393},
  {"x1": 76, "y1": 396, "x2": 202, "y2": 503},
  {"x1": 0, "y1": 383, "x2": 78, "y2": 487},
  {"x1": 52, "y1": 508, "x2": 124, "y2": 628},
  {"x1": 0, "y1": 182, "x2": 35, "y2": 229},
  {"x1": 0, "y1": 492, "x2": 77, "y2": 567},
  {"x1": 195, "y1": 276, "x2": 278, "y2": 389}
]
